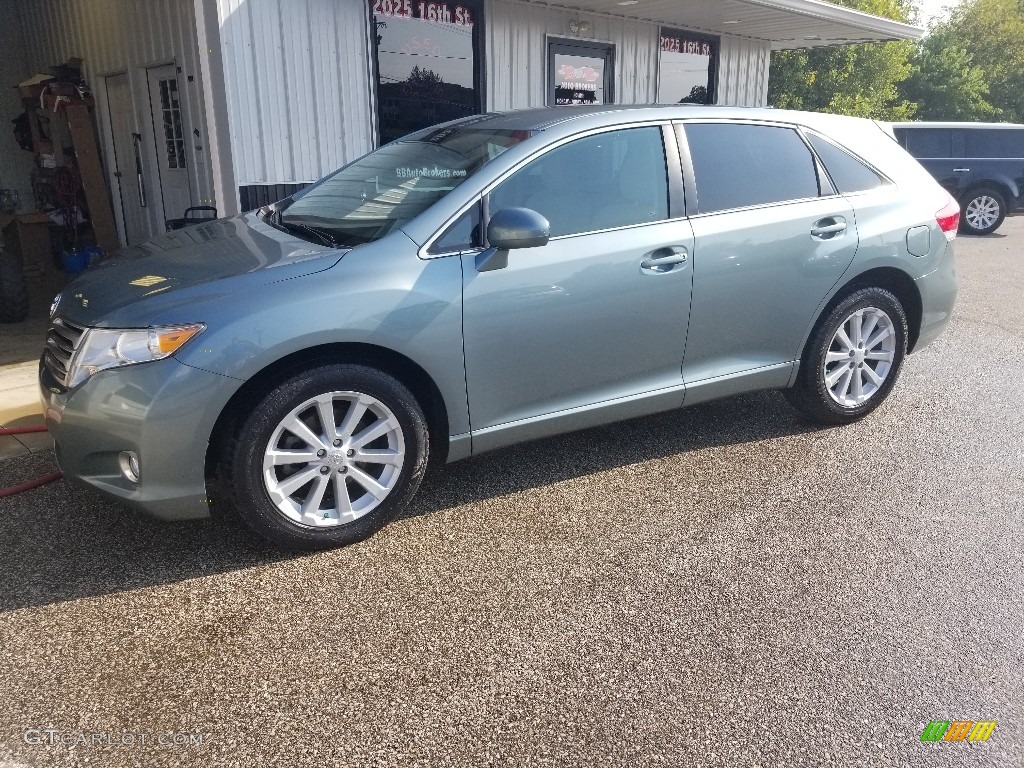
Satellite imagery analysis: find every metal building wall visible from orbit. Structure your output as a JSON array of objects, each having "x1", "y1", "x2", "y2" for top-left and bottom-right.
[
  {"x1": 16, "y1": 0, "x2": 216, "y2": 240},
  {"x1": 716, "y1": 35, "x2": 771, "y2": 107},
  {"x1": 485, "y1": 0, "x2": 660, "y2": 110},
  {"x1": 214, "y1": 0, "x2": 375, "y2": 190}
]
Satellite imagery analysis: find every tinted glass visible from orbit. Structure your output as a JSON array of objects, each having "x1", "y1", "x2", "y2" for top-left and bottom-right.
[
  {"x1": 429, "y1": 203, "x2": 481, "y2": 254},
  {"x1": 685, "y1": 123, "x2": 820, "y2": 213},
  {"x1": 280, "y1": 126, "x2": 530, "y2": 246},
  {"x1": 657, "y1": 30, "x2": 716, "y2": 104},
  {"x1": 964, "y1": 129, "x2": 1024, "y2": 158},
  {"x1": 373, "y1": 0, "x2": 479, "y2": 143},
  {"x1": 899, "y1": 128, "x2": 952, "y2": 158},
  {"x1": 489, "y1": 127, "x2": 669, "y2": 237},
  {"x1": 807, "y1": 134, "x2": 883, "y2": 194}
]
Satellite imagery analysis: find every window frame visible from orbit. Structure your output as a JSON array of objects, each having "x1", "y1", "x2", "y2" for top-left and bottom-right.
[{"x1": 419, "y1": 121, "x2": 686, "y2": 258}]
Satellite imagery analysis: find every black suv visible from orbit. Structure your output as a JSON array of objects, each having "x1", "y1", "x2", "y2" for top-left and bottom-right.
[{"x1": 890, "y1": 122, "x2": 1024, "y2": 235}]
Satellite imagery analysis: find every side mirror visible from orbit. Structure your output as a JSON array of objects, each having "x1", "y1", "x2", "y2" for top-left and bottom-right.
[
  {"x1": 476, "y1": 207, "x2": 550, "y2": 272},
  {"x1": 488, "y1": 207, "x2": 550, "y2": 249}
]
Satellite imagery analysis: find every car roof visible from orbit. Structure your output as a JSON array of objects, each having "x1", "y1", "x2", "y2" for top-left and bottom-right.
[
  {"x1": 887, "y1": 121, "x2": 1024, "y2": 130},
  {"x1": 449, "y1": 105, "x2": 880, "y2": 134}
]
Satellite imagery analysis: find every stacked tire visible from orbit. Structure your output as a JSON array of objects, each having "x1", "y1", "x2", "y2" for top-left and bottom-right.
[{"x1": 0, "y1": 235, "x2": 29, "y2": 324}]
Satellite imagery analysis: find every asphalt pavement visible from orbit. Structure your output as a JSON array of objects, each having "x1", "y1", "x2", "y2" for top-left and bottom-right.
[{"x1": 1, "y1": 220, "x2": 1022, "y2": 768}]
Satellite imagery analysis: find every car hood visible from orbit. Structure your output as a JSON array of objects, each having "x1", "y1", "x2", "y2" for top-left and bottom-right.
[{"x1": 53, "y1": 212, "x2": 345, "y2": 325}]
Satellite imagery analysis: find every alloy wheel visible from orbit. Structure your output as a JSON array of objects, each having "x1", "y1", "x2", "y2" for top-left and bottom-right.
[
  {"x1": 822, "y1": 307, "x2": 896, "y2": 407},
  {"x1": 262, "y1": 391, "x2": 406, "y2": 527},
  {"x1": 964, "y1": 195, "x2": 1000, "y2": 231}
]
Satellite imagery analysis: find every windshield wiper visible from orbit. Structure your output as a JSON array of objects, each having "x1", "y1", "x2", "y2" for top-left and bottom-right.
[{"x1": 280, "y1": 219, "x2": 341, "y2": 248}]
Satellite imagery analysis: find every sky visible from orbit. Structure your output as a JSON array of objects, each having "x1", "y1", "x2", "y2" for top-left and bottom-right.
[{"x1": 915, "y1": 0, "x2": 963, "y2": 27}]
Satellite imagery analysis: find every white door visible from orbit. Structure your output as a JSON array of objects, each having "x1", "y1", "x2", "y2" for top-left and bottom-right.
[
  {"x1": 105, "y1": 73, "x2": 149, "y2": 245},
  {"x1": 146, "y1": 65, "x2": 193, "y2": 224}
]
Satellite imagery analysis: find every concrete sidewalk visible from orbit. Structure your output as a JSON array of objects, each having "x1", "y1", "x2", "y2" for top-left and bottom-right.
[{"x1": 1, "y1": 282, "x2": 55, "y2": 459}]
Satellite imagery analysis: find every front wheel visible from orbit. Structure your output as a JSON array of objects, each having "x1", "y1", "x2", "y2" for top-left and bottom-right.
[
  {"x1": 785, "y1": 287, "x2": 908, "y2": 425},
  {"x1": 960, "y1": 187, "x2": 1005, "y2": 235},
  {"x1": 221, "y1": 364, "x2": 429, "y2": 550}
]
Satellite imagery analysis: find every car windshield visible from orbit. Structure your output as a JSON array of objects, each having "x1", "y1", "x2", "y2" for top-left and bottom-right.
[{"x1": 276, "y1": 125, "x2": 534, "y2": 247}]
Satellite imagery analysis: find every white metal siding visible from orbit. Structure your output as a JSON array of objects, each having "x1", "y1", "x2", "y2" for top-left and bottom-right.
[
  {"x1": 716, "y1": 35, "x2": 771, "y2": 107},
  {"x1": 215, "y1": 0, "x2": 375, "y2": 187},
  {"x1": 486, "y1": 0, "x2": 660, "y2": 110},
  {"x1": 17, "y1": 0, "x2": 216, "y2": 237}
]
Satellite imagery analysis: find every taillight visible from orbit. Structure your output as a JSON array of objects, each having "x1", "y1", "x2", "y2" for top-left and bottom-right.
[{"x1": 936, "y1": 197, "x2": 960, "y2": 241}]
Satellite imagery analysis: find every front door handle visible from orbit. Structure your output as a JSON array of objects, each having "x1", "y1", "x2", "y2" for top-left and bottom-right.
[
  {"x1": 810, "y1": 217, "x2": 847, "y2": 239},
  {"x1": 952, "y1": 168, "x2": 970, "y2": 172},
  {"x1": 640, "y1": 246, "x2": 688, "y2": 274}
]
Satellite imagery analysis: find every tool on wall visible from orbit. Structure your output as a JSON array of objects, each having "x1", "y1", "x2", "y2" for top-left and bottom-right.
[{"x1": 132, "y1": 132, "x2": 146, "y2": 207}]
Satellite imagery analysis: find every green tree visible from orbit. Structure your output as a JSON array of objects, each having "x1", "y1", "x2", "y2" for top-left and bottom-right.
[
  {"x1": 900, "y1": 31, "x2": 999, "y2": 120},
  {"x1": 930, "y1": 0, "x2": 1024, "y2": 122},
  {"x1": 767, "y1": 0, "x2": 917, "y2": 120}
]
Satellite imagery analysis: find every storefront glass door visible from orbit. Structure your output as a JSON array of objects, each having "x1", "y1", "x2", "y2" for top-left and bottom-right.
[{"x1": 547, "y1": 38, "x2": 615, "y2": 106}]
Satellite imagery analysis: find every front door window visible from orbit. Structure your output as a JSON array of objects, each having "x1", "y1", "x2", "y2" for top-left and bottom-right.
[{"x1": 373, "y1": 0, "x2": 481, "y2": 144}]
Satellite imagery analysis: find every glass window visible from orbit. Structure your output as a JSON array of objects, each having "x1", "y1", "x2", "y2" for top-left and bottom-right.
[
  {"x1": 658, "y1": 29, "x2": 717, "y2": 105},
  {"x1": 964, "y1": 129, "x2": 1024, "y2": 158},
  {"x1": 898, "y1": 128, "x2": 952, "y2": 159},
  {"x1": 807, "y1": 134, "x2": 884, "y2": 194},
  {"x1": 277, "y1": 126, "x2": 531, "y2": 247},
  {"x1": 489, "y1": 126, "x2": 669, "y2": 238},
  {"x1": 685, "y1": 123, "x2": 821, "y2": 214},
  {"x1": 428, "y1": 202, "x2": 481, "y2": 254},
  {"x1": 157, "y1": 78, "x2": 186, "y2": 169},
  {"x1": 373, "y1": 0, "x2": 480, "y2": 144}
]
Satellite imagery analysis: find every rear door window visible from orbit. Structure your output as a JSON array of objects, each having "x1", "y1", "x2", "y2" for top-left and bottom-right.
[
  {"x1": 684, "y1": 123, "x2": 821, "y2": 214},
  {"x1": 964, "y1": 129, "x2": 1024, "y2": 158}
]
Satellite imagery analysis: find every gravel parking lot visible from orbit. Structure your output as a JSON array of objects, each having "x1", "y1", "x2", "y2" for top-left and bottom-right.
[{"x1": 1, "y1": 220, "x2": 1022, "y2": 768}]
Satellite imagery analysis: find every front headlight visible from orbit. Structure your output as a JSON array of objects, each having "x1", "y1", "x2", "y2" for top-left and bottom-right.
[{"x1": 66, "y1": 323, "x2": 205, "y2": 387}]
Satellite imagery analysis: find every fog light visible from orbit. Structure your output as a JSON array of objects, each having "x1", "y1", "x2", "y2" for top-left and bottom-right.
[{"x1": 118, "y1": 451, "x2": 141, "y2": 483}]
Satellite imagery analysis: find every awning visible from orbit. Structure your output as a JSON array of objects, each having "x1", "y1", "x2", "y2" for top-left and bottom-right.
[{"x1": 546, "y1": 0, "x2": 924, "y2": 49}]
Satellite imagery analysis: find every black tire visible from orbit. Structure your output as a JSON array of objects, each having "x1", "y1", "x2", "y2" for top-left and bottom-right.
[
  {"x1": 0, "y1": 244, "x2": 29, "y2": 323},
  {"x1": 220, "y1": 364, "x2": 429, "y2": 551},
  {"x1": 785, "y1": 287, "x2": 908, "y2": 426},
  {"x1": 959, "y1": 187, "x2": 1006, "y2": 235}
]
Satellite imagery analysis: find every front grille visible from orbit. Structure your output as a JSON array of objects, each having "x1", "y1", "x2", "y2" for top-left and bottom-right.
[{"x1": 44, "y1": 318, "x2": 87, "y2": 387}]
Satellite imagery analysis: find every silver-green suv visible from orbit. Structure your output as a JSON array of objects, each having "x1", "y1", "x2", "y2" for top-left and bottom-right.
[{"x1": 41, "y1": 106, "x2": 959, "y2": 550}]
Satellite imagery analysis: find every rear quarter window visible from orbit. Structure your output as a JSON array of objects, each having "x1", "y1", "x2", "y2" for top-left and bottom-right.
[{"x1": 807, "y1": 133, "x2": 884, "y2": 194}]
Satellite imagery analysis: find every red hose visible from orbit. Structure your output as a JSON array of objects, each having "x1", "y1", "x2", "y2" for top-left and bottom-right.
[
  {"x1": 0, "y1": 426, "x2": 50, "y2": 435},
  {"x1": 0, "y1": 470, "x2": 63, "y2": 498},
  {"x1": 0, "y1": 424, "x2": 63, "y2": 496}
]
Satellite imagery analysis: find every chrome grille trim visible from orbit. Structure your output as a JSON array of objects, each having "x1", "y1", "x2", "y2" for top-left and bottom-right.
[{"x1": 44, "y1": 318, "x2": 87, "y2": 387}]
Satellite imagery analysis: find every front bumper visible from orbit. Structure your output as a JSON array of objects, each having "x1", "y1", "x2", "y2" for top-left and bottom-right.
[{"x1": 40, "y1": 356, "x2": 240, "y2": 521}]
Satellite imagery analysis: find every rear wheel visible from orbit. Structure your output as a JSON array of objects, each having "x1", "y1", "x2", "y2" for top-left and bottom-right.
[
  {"x1": 221, "y1": 364, "x2": 429, "y2": 550},
  {"x1": 785, "y1": 287, "x2": 907, "y2": 425},
  {"x1": 960, "y1": 187, "x2": 1005, "y2": 235}
]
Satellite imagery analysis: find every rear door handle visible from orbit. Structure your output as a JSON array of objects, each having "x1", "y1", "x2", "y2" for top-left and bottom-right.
[
  {"x1": 810, "y1": 218, "x2": 847, "y2": 239},
  {"x1": 640, "y1": 246, "x2": 688, "y2": 274}
]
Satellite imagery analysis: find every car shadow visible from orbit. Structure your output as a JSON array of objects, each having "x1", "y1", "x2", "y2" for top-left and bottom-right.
[{"x1": 0, "y1": 391, "x2": 820, "y2": 613}]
